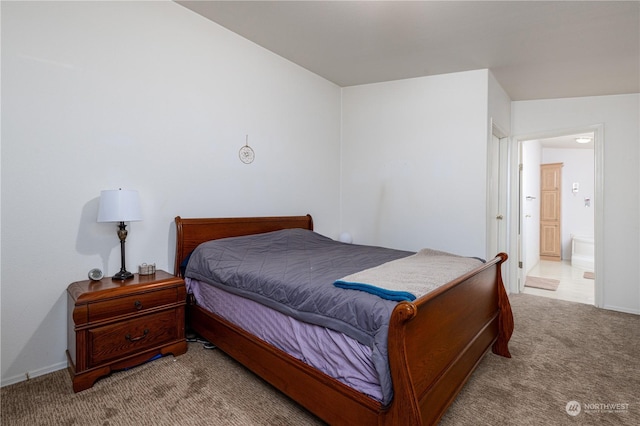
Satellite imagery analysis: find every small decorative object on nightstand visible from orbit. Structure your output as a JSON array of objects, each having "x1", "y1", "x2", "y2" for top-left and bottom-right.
[
  {"x1": 66, "y1": 270, "x2": 187, "y2": 392},
  {"x1": 138, "y1": 263, "x2": 155, "y2": 275},
  {"x1": 87, "y1": 268, "x2": 104, "y2": 281}
]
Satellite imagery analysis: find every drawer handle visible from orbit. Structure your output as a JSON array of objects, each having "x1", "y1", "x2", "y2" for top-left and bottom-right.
[
  {"x1": 125, "y1": 329, "x2": 149, "y2": 342},
  {"x1": 134, "y1": 301, "x2": 143, "y2": 310}
]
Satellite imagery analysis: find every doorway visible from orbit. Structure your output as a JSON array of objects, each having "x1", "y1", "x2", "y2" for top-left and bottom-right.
[{"x1": 510, "y1": 126, "x2": 603, "y2": 307}]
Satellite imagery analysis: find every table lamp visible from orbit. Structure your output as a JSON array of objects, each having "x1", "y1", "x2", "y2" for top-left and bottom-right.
[{"x1": 97, "y1": 189, "x2": 142, "y2": 280}]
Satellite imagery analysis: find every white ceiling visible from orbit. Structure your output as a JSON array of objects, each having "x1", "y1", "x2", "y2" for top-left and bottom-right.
[
  {"x1": 176, "y1": 1, "x2": 639, "y2": 101},
  {"x1": 539, "y1": 132, "x2": 595, "y2": 150}
]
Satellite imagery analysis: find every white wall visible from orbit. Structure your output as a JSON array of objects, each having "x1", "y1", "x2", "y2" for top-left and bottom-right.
[
  {"x1": 522, "y1": 140, "x2": 542, "y2": 275},
  {"x1": 512, "y1": 94, "x2": 640, "y2": 314},
  {"x1": 341, "y1": 70, "x2": 492, "y2": 256},
  {"x1": 542, "y1": 148, "x2": 595, "y2": 260},
  {"x1": 1, "y1": 1, "x2": 341, "y2": 385},
  {"x1": 488, "y1": 71, "x2": 511, "y2": 134}
]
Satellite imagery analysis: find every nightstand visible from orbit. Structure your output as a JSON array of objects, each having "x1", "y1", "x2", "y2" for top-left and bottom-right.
[{"x1": 66, "y1": 270, "x2": 187, "y2": 392}]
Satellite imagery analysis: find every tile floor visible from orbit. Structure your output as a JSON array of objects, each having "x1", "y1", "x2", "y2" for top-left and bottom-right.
[{"x1": 523, "y1": 260, "x2": 595, "y2": 305}]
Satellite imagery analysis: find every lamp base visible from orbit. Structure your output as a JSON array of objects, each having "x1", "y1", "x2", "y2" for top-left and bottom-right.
[{"x1": 112, "y1": 270, "x2": 134, "y2": 280}]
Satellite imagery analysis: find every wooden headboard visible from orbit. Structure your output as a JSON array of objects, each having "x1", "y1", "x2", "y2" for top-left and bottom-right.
[{"x1": 174, "y1": 214, "x2": 314, "y2": 276}]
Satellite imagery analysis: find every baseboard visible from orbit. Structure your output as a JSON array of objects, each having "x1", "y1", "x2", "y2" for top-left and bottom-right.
[
  {"x1": 1, "y1": 361, "x2": 67, "y2": 388},
  {"x1": 602, "y1": 304, "x2": 640, "y2": 316}
]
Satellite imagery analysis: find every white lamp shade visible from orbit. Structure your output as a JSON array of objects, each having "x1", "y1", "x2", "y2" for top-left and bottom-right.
[{"x1": 97, "y1": 189, "x2": 142, "y2": 222}]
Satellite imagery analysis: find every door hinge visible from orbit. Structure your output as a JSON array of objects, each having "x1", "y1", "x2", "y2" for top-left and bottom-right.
[{"x1": 518, "y1": 261, "x2": 523, "y2": 268}]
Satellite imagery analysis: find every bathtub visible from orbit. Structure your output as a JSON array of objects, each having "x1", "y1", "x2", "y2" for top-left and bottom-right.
[{"x1": 571, "y1": 235, "x2": 594, "y2": 270}]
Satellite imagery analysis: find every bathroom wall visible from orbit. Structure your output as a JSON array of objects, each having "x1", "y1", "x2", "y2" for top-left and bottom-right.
[{"x1": 542, "y1": 148, "x2": 595, "y2": 259}]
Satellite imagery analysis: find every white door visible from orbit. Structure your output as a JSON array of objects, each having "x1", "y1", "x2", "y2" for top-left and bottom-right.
[{"x1": 488, "y1": 133, "x2": 508, "y2": 258}]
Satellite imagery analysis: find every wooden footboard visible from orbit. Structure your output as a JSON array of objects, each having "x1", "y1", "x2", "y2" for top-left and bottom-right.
[
  {"x1": 175, "y1": 215, "x2": 513, "y2": 425},
  {"x1": 385, "y1": 252, "x2": 511, "y2": 425}
]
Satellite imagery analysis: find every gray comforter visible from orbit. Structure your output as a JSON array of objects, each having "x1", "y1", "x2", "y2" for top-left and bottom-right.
[{"x1": 185, "y1": 228, "x2": 412, "y2": 405}]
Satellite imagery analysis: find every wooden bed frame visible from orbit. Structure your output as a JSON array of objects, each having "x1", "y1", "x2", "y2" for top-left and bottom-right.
[{"x1": 174, "y1": 214, "x2": 513, "y2": 425}]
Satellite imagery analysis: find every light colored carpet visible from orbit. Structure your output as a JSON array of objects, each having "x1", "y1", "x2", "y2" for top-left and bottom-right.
[
  {"x1": 2, "y1": 294, "x2": 638, "y2": 425},
  {"x1": 440, "y1": 294, "x2": 639, "y2": 426},
  {"x1": 0, "y1": 344, "x2": 323, "y2": 426},
  {"x1": 525, "y1": 276, "x2": 560, "y2": 291}
]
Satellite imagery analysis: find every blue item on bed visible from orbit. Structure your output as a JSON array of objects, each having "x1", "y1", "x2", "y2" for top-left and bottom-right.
[{"x1": 333, "y1": 280, "x2": 416, "y2": 301}]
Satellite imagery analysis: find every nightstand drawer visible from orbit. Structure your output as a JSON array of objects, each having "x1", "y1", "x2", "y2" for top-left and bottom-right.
[
  {"x1": 87, "y1": 287, "x2": 178, "y2": 323},
  {"x1": 88, "y1": 309, "x2": 178, "y2": 366}
]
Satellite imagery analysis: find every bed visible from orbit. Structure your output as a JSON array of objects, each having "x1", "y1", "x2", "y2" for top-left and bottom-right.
[{"x1": 174, "y1": 214, "x2": 513, "y2": 425}]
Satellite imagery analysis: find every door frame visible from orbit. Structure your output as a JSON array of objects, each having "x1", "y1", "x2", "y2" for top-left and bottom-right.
[
  {"x1": 508, "y1": 124, "x2": 604, "y2": 307},
  {"x1": 488, "y1": 121, "x2": 510, "y2": 285}
]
